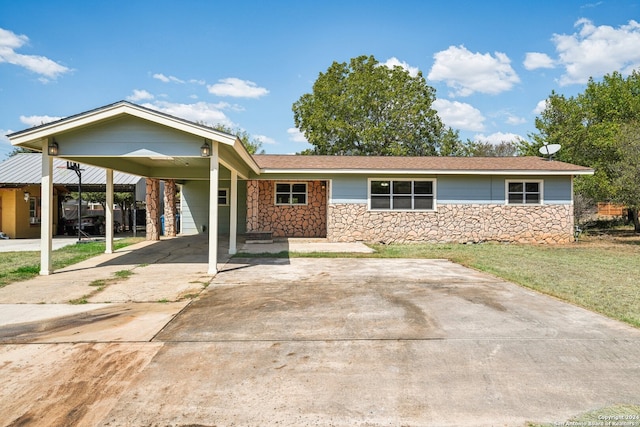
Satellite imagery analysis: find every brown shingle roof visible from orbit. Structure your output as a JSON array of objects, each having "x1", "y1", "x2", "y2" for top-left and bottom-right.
[{"x1": 253, "y1": 155, "x2": 593, "y2": 174}]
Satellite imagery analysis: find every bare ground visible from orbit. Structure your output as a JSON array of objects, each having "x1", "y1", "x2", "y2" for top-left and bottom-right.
[{"x1": 0, "y1": 342, "x2": 162, "y2": 427}]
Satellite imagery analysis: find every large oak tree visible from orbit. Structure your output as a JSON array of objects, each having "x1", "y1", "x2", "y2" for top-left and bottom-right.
[
  {"x1": 521, "y1": 71, "x2": 640, "y2": 231},
  {"x1": 293, "y1": 55, "x2": 447, "y2": 156}
]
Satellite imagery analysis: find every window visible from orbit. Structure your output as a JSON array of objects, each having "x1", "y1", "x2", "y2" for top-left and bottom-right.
[
  {"x1": 275, "y1": 182, "x2": 307, "y2": 205},
  {"x1": 507, "y1": 180, "x2": 542, "y2": 205},
  {"x1": 218, "y1": 188, "x2": 229, "y2": 206},
  {"x1": 29, "y1": 197, "x2": 41, "y2": 224},
  {"x1": 369, "y1": 179, "x2": 435, "y2": 210}
]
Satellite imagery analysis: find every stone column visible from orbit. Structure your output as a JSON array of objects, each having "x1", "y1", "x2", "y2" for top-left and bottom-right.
[
  {"x1": 246, "y1": 180, "x2": 259, "y2": 232},
  {"x1": 163, "y1": 179, "x2": 177, "y2": 237},
  {"x1": 145, "y1": 178, "x2": 160, "y2": 241}
]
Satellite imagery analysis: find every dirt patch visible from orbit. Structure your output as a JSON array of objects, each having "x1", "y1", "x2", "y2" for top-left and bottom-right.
[
  {"x1": 0, "y1": 302, "x2": 187, "y2": 343},
  {"x1": 0, "y1": 342, "x2": 162, "y2": 426}
]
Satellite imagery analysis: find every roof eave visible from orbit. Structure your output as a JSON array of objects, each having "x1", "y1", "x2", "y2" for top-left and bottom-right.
[
  {"x1": 259, "y1": 168, "x2": 595, "y2": 176},
  {"x1": 8, "y1": 101, "x2": 238, "y2": 148}
]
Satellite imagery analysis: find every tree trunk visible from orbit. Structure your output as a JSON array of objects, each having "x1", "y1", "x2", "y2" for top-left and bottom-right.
[{"x1": 630, "y1": 208, "x2": 640, "y2": 233}]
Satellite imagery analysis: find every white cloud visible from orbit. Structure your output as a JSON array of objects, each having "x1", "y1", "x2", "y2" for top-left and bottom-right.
[
  {"x1": 19, "y1": 115, "x2": 63, "y2": 127},
  {"x1": 533, "y1": 99, "x2": 548, "y2": 114},
  {"x1": 287, "y1": 128, "x2": 307, "y2": 143},
  {"x1": 553, "y1": 19, "x2": 640, "y2": 85},
  {"x1": 1, "y1": 129, "x2": 12, "y2": 145},
  {"x1": 127, "y1": 89, "x2": 154, "y2": 102},
  {"x1": 505, "y1": 113, "x2": 526, "y2": 125},
  {"x1": 141, "y1": 101, "x2": 235, "y2": 127},
  {"x1": 207, "y1": 77, "x2": 269, "y2": 98},
  {"x1": 0, "y1": 27, "x2": 71, "y2": 81},
  {"x1": 152, "y1": 73, "x2": 185, "y2": 84},
  {"x1": 432, "y1": 99, "x2": 485, "y2": 131},
  {"x1": 523, "y1": 52, "x2": 555, "y2": 70},
  {"x1": 381, "y1": 57, "x2": 420, "y2": 77},
  {"x1": 473, "y1": 131, "x2": 524, "y2": 145},
  {"x1": 428, "y1": 45, "x2": 520, "y2": 97},
  {"x1": 189, "y1": 79, "x2": 206, "y2": 85},
  {"x1": 254, "y1": 134, "x2": 276, "y2": 145}
]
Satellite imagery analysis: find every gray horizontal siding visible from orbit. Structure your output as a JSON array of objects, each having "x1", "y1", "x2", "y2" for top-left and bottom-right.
[{"x1": 329, "y1": 175, "x2": 573, "y2": 205}]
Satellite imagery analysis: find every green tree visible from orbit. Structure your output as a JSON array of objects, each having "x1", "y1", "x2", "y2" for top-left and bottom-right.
[
  {"x1": 200, "y1": 123, "x2": 264, "y2": 155},
  {"x1": 292, "y1": 55, "x2": 447, "y2": 156},
  {"x1": 522, "y1": 71, "x2": 640, "y2": 231},
  {"x1": 462, "y1": 140, "x2": 520, "y2": 157},
  {"x1": 7, "y1": 147, "x2": 37, "y2": 158},
  {"x1": 611, "y1": 122, "x2": 640, "y2": 230}
]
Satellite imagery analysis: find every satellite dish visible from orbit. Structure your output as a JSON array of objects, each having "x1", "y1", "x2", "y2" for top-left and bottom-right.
[{"x1": 539, "y1": 143, "x2": 561, "y2": 158}]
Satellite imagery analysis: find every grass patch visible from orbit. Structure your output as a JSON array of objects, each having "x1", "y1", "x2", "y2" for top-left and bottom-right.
[
  {"x1": 0, "y1": 237, "x2": 144, "y2": 288},
  {"x1": 89, "y1": 279, "x2": 107, "y2": 290},
  {"x1": 527, "y1": 404, "x2": 640, "y2": 426},
  {"x1": 114, "y1": 269, "x2": 134, "y2": 279},
  {"x1": 71, "y1": 268, "x2": 136, "y2": 303}
]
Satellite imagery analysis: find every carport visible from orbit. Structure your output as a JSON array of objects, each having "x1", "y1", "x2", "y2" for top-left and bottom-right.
[{"x1": 7, "y1": 101, "x2": 260, "y2": 275}]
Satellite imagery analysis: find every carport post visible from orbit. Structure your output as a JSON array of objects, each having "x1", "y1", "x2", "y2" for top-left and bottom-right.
[
  {"x1": 40, "y1": 144, "x2": 54, "y2": 275},
  {"x1": 229, "y1": 169, "x2": 237, "y2": 255},
  {"x1": 105, "y1": 168, "x2": 114, "y2": 254},
  {"x1": 208, "y1": 141, "x2": 219, "y2": 275}
]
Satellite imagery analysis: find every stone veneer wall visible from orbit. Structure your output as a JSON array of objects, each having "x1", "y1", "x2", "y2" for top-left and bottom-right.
[
  {"x1": 327, "y1": 203, "x2": 574, "y2": 244},
  {"x1": 246, "y1": 180, "x2": 327, "y2": 237}
]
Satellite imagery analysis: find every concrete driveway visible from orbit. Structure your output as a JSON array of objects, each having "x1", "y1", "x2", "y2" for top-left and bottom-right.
[{"x1": 0, "y1": 239, "x2": 639, "y2": 426}]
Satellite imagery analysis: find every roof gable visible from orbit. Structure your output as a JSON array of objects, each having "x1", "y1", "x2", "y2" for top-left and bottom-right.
[{"x1": 7, "y1": 101, "x2": 239, "y2": 149}]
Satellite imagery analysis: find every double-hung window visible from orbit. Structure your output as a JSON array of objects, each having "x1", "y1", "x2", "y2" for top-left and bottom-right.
[
  {"x1": 370, "y1": 179, "x2": 435, "y2": 210},
  {"x1": 218, "y1": 188, "x2": 229, "y2": 206},
  {"x1": 275, "y1": 182, "x2": 307, "y2": 205},
  {"x1": 507, "y1": 180, "x2": 542, "y2": 205}
]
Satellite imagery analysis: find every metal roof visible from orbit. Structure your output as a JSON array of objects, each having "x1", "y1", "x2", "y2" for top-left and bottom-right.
[{"x1": 0, "y1": 153, "x2": 143, "y2": 186}]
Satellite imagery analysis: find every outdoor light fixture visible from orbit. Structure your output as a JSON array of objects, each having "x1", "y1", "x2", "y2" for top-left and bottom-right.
[
  {"x1": 200, "y1": 140, "x2": 211, "y2": 157},
  {"x1": 48, "y1": 139, "x2": 59, "y2": 156},
  {"x1": 23, "y1": 191, "x2": 30, "y2": 202}
]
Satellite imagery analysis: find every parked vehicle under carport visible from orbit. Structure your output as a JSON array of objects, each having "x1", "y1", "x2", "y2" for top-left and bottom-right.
[{"x1": 64, "y1": 215, "x2": 121, "y2": 236}]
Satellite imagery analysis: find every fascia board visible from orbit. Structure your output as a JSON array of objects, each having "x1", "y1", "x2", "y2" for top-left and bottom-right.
[
  {"x1": 259, "y1": 168, "x2": 595, "y2": 176},
  {"x1": 9, "y1": 103, "x2": 237, "y2": 147}
]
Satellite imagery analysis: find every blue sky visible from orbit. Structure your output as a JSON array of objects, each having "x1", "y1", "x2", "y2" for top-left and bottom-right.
[{"x1": 1, "y1": 0, "x2": 639, "y2": 158}]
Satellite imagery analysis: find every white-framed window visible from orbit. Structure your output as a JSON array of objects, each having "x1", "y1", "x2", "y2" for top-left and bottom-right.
[
  {"x1": 275, "y1": 182, "x2": 307, "y2": 205},
  {"x1": 218, "y1": 188, "x2": 229, "y2": 206},
  {"x1": 506, "y1": 180, "x2": 543, "y2": 205},
  {"x1": 369, "y1": 179, "x2": 436, "y2": 211},
  {"x1": 29, "y1": 197, "x2": 41, "y2": 224}
]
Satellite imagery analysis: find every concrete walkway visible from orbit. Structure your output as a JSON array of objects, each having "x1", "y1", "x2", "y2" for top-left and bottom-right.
[{"x1": 0, "y1": 236, "x2": 79, "y2": 252}]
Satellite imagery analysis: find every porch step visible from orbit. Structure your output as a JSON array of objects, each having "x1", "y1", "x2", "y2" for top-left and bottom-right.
[{"x1": 244, "y1": 231, "x2": 274, "y2": 244}]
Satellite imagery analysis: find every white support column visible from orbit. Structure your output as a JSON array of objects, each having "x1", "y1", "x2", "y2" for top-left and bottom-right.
[
  {"x1": 208, "y1": 142, "x2": 219, "y2": 275},
  {"x1": 40, "y1": 145, "x2": 54, "y2": 275},
  {"x1": 229, "y1": 169, "x2": 238, "y2": 255},
  {"x1": 105, "y1": 168, "x2": 114, "y2": 254}
]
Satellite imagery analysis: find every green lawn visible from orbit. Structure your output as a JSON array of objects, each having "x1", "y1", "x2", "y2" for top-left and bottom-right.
[{"x1": 0, "y1": 238, "x2": 144, "y2": 288}]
